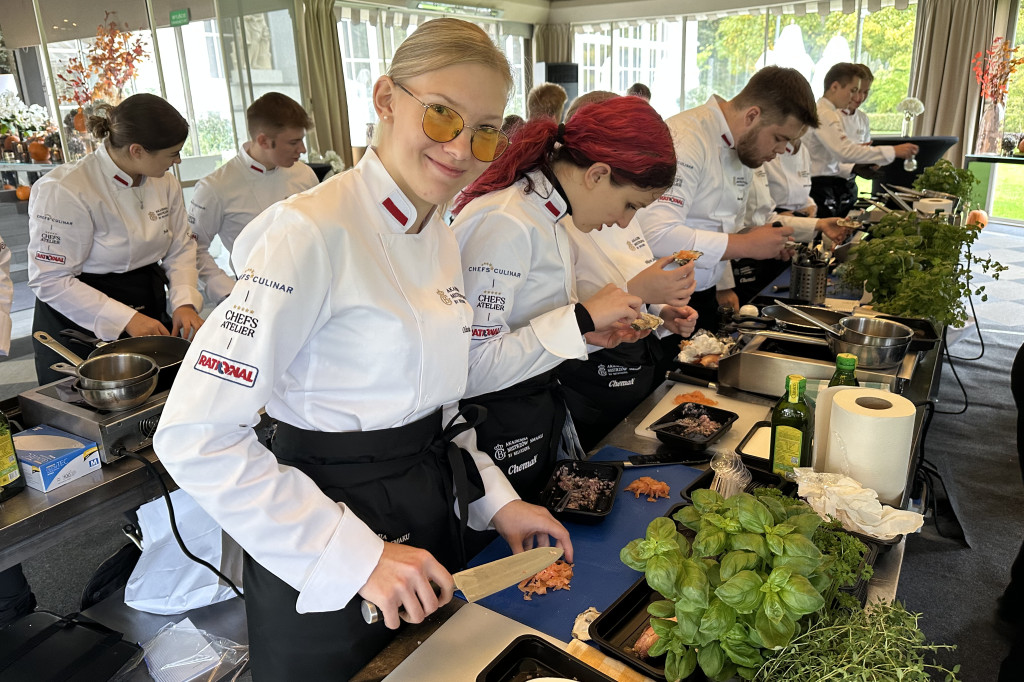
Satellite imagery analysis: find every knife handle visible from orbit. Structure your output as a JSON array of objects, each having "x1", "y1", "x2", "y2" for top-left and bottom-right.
[{"x1": 361, "y1": 582, "x2": 444, "y2": 625}]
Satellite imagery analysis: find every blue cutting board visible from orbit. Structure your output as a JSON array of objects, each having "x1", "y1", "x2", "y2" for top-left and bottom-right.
[{"x1": 467, "y1": 446, "x2": 702, "y2": 640}]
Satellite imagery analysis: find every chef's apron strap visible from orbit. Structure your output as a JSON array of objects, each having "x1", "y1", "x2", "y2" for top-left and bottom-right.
[{"x1": 429, "y1": 404, "x2": 488, "y2": 567}]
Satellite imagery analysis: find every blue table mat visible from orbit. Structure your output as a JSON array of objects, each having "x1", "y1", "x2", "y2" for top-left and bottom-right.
[{"x1": 467, "y1": 445, "x2": 702, "y2": 640}]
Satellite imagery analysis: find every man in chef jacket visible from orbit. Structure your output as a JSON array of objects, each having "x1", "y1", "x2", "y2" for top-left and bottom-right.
[
  {"x1": 802, "y1": 62, "x2": 917, "y2": 218},
  {"x1": 636, "y1": 65, "x2": 819, "y2": 326},
  {"x1": 189, "y1": 93, "x2": 318, "y2": 304},
  {"x1": 838, "y1": 63, "x2": 885, "y2": 183}
]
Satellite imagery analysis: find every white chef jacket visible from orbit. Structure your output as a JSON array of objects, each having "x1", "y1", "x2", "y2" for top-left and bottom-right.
[
  {"x1": 837, "y1": 108, "x2": 872, "y2": 178},
  {"x1": 805, "y1": 98, "x2": 894, "y2": 178},
  {"x1": 635, "y1": 96, "x2": 747, "y2": 293},
  {"x1": 27, "y1": 144, "x2": 202, "y2": 341},
  {"x1": 745, "y1": 166, "x2": 818, "y2": 244},
  {"x1": 764, "y1": 144, "x2": 814, "y2": 213},
  {"x1": 453, "y1": 172, "x2": 588, "y2": 400},
  {"x1": 189, "y1": 144, "x2": 318, "y2": 303},
  {"x1": 0, "y1": 234, "x2": 11, "y2": 355},
  {"x1": 153, "y1": 148, "x2": 518, "y2": 614}
]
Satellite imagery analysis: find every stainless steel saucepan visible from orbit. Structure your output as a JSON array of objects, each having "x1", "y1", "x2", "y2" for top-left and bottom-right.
[{"x1": 35, "y1": 332, "x2": 159, "y2": 389}]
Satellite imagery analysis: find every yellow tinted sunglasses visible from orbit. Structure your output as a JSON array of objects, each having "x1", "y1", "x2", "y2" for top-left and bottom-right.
[{"x1": 393, "y1": 80, "x2": 509, "y2": 162}]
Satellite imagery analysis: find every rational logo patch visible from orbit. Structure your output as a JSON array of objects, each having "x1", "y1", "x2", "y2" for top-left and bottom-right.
[{"x1": 195, "y1": 350, "x2": 258, "y2": 387}]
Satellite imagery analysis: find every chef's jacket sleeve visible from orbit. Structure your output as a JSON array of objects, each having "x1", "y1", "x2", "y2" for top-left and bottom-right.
[
  {"x1": 154, "y1": 214, "x2": 385, "y2": 614},
  {"x1": 444, "y1": 403, "x2": 520, "y2": 528},
  {"x1": 459, "y1": 211, "x2": 586, "y2": 399},
  {"x1": 776, "y1": 214, "x2": 819, "y2": 244},
  {"x1": 27, "y1": 183, "x2": 138, "y2": 340},
  {"x1": 0, "y1": 235, "x2": 11, "y2": 355},
  {"x1": 160, "y1": 187, "x2": 203, "y2": 314},
  {"x1": 188, "y1": 181, "x2": 236, "y2": 304},
  {"x1": 817, "y1": 111, "x2": 895, "y2": 165}
]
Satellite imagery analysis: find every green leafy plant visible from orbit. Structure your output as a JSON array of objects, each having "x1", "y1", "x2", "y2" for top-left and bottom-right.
[
  {"x1": 912, "y1": 159, "x2": 979, "y2": 210},
  {"x1": 620, "y1": 489, "x2": 867, "y2": 681},
  {"x1": 842, "y1": 211, "x2": 1006, "y2": 327},
  {"x1": 754, "y1": 600, "x2": 960, "y2": 681}
]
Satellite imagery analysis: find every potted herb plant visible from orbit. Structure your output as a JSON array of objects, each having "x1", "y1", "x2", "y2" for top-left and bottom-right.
[
  {"x1": 620, "y1": 489, "x2": 870, "y2": 681},
  {"x1": 911, "y1": 159, "x2": 978, "y2": 214}
]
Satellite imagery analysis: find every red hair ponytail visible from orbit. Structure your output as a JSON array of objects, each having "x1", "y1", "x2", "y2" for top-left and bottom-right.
[{"x1": 455, "y1": 97, "x2": 676, "y2": 213}]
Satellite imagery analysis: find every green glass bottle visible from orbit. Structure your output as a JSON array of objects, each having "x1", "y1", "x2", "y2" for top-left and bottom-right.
[
  {"x1": 828, "y1": 353, "x2": 860, "y2": 387},
  {"x1": 0, "y1": 411, "x2": 27, "y2": 502},
  {"x1": 770, "y1": 374, "x2": 812, "y2": 481}
]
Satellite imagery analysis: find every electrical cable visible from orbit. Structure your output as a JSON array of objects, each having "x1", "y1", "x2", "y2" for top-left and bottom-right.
[
  {"x1": 946, "y1": 289, "x2": 986, "y2": 362},
  {"x1": 934, "y1": 332, "x2": 969, "y2": 415},
  {"x1": 123, "y1": 451, "x2": 244, "y2": 601}
]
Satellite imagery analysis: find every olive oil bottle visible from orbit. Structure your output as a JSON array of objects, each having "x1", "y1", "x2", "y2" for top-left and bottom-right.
[
  {"x1": 770, "y1": 374, "x2": 812, "y2": 481},
  {"x1": 0, "y1": 411, "x2": 26, "y2": 502},
  {"x1": 828, "y1": 353, "x2": 860, "y2": 387}
]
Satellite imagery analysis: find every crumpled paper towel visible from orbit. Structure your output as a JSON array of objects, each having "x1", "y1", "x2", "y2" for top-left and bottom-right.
[{"x1": 793, "y1": 467, "x2": 923, "y2": 540}]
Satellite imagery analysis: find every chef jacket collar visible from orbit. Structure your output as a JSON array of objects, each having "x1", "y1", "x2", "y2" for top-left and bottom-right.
[
  {"x1": 95, "y1": 143, "x2": 142, "y2": 191},
  {"x1": 239, "y1": 142, "x2": 271, "y2": 175},
  {"x1": 360, "y1": 147, "x2": 421, "y2": 233},
  {"x1": 526, "y1": 170, "x2": 569, "y2": 222},
  {"x1": 706, "y1": 95, "x2": 734, "y2": 149}
]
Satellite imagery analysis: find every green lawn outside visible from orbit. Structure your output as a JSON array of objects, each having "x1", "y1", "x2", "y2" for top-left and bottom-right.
[{"x1": 991, "y1": 164, "x2": 1024, "y2": 221}]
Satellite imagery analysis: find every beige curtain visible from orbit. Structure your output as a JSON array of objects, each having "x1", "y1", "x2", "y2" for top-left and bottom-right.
[
  {"x1": 302, "y1": 0, "x2": 353, "y2": 167},
  {"x1": 534, "y1": 24, "x2": 573, "y2": 64},
  {"x1": 910, "y1": 0, "x2": 998, "y2": 163}
]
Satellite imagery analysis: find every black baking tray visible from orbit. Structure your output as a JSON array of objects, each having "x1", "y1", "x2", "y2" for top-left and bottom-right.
[
  {"x1": 876, "y1": 314, "x2": 940, "y2": 351},
  {"x1": 540, "y1": 460, "x2": 622, "y2": 524},
  {"x1": 735, "y1": 420, "x2": 773, "y2": 472},
  {"x1": 650, "y1": 403, "x2": 738, "y2": 454},
  {"x1": 589, "y1": 578, "x2": 707, "y2": 681},
  {"x1": 679, "y1": 467, "x2": 797, "y2": 503},
  {"x1": 476, "y1": 634, "x2": 616, "y2": 682}
]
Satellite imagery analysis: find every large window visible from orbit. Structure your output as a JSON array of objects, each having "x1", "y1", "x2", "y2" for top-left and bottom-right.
[
  {"x1": 573, "y1": 1, "x2": 917, "y2": 125},
  {"x1": 336, "y1": 6, "x2": 528, "y2": 147}
]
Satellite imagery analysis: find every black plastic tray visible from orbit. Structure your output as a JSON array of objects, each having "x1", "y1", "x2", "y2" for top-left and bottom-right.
[
  {"x1": 650, "y1": 403, "x2": 738, "y2": 453},
  {"x1": 735, "y1": 420, "x2": 773, "y2": 472},
  {"x1": 540, "y1": 460, "x2": 622, "y2": 524},
  {"x1": 476, "y1": 634, "x2": 616, "y2": 682},
  {"x1": 680, "y1": 467, "x2": 797, "y2": 503}
]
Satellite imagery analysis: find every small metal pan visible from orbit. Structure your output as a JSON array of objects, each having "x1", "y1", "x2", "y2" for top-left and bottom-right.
[{"x1": 731, "y1": 304, "x2": 849, "y2": 336}]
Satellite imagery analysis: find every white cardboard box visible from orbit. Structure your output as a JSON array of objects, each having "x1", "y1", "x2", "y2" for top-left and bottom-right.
[{"x1": 13, "y1": 424, "x2": 101, "y2": 492}]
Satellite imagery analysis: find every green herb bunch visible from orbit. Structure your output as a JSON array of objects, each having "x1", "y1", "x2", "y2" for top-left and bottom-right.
[
  {"x1": 841, "y1": 211, "x2": 1006, "y2": 326},
  {"x1": 754, "y1": 600, "x2": 960, "y2": 681},
  {"x1": 912, "y1": 159, "x2": 978, "y2": 209},
  {"x1": 620, "y1": 489, "x2": 830, "y2": 681}
]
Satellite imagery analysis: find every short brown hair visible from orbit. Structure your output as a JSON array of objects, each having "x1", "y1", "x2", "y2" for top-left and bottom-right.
[
  {"x1": 854, "y1": 63, "x2": 875, "y2": 85},
  {"x1": 565, "y1": 90, "x2": 617, "y2": 122},
  {"x1": 732, "y1": 66, "x2": 819, "y2": 128},
  {"x1": 823, "y1": 62, "x2": 863, "y2": 92},
  {"x1": 527, "y1": 82, "x2": 567, "y2": 121},
  {"x1": 246, "y1": 92, "x2": 313, "y2": 138}
]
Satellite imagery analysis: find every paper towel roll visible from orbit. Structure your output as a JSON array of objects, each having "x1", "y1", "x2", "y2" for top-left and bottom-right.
[
  {"x1": 914, "y1": 197, "x2": 954, "y2": 214},
  {"x1": 823, "y1": 388, "x2": 916, "y2": 506}
]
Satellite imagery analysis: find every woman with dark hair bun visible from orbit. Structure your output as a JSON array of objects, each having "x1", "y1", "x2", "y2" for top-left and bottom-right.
[
  {"x1": 28, "y1": 93, "x2": 203, "y2": 384},
  {"x1": 453, "y1": 95, "x2": 677, "y2": 499}
]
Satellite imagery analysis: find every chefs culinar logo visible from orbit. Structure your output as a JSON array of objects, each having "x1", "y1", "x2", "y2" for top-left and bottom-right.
[
  {"x1": 195, "y1": 350, "x2": 258, "y2": 387},
  {"x1": 239, "y1": 268, "x2": 295, "y2": 294},
  {"x1": 467, "y1": 262, "x2": 521, "y2": 278},
  {"x1": 35, "y1": 213, "x2": 73, "y2": 226}
]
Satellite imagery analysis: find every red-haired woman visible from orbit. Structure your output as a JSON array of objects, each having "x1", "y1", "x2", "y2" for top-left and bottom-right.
[{"x1": 452, "y1": 96, "x2": 677, "y2": 499}]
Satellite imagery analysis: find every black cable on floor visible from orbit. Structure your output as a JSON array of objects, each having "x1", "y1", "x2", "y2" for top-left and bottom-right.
[
  {"x1": 124, "y1": 451, "x2": 244, "y2": 601},
  {"x1": 935, "y1": 332, "x2": 970, "y2": 415},
  {"x1": 946, "y1": 290, "x2": 987, "y2": 362}
]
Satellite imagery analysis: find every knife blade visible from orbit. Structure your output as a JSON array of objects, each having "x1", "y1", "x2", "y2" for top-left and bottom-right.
[{"x1": 360, "y1": 545, "x2": 563, "y2": 624}]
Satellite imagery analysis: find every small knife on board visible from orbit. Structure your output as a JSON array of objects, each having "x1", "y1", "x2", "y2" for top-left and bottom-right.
[{"x1": 361, "y1": 546, "x2": 563, "y2": 624}]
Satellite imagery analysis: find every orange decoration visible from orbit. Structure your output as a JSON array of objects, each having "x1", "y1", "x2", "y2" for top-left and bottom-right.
[
  {"x1": 28, "y1": 142, "x2": 51, "y2": 162},
  {"x1": 15, "y1": 185, "x2": 31, "y2": 201},
  {"x1": 2, "y1": 184, "x2": 14, "y2": 191},
  {"x1": 73, "y1": 108, "x2": 87, "y2": 133},
  {"x1": 2, "y1": 134, "x2": 19, "y2": 153},
  {"x1": 967, "y1": 209, "x2": 989, "y2": 229}
]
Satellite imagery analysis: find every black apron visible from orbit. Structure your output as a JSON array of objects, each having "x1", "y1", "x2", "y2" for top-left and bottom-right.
[
  {"x1": 810, "y1": 175, "x2": 859, "y2": 218},
  {"x1": 461, "y1": 370, "x2": 570, "y2": 504},
  {"x1": 243, "y1": 406, "x2": 486, "y2": 682},
  {"x1": 32, "y1": 262, "x2": 171, "y2": 385},
  {"x1": 558, "y1": 335, "x2": 659, "y2": 451}
]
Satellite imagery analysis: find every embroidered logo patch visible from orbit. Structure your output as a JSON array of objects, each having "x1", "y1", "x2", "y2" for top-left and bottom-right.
[{"x1": 195, "y1": 350, "x2": 258, "y2": 387}]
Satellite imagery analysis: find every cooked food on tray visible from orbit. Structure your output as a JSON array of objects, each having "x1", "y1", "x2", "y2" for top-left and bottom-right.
[
  {"x1": 672, "y1": 249, "x2": 703, "y2": 265},
  {"x1": 624, "y1": 476, "x2": 671, "y2": 501},
  {"x1": 630, "y1": 312, "x2": 664, "y2": 331},
  {"x1": 677, "y1": 330, "x2": 734, "y2": 368},
  {"x1": 518, "y1": 560, "x2": 574, "y2": 600},
  {"x1": 673, "y1": 390, "x2": 719, "y2": 406},
  {"x1": 554, "y1": 465, "x2": 615, "y2": 511},
  {"x1": 654, "y1": 411, "x2": 723, "y2": 438}
]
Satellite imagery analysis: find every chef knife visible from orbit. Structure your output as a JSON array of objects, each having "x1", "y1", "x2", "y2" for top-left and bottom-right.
[{"x1": 361, "y1": 545, "x2": 563, "y2": 624}]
